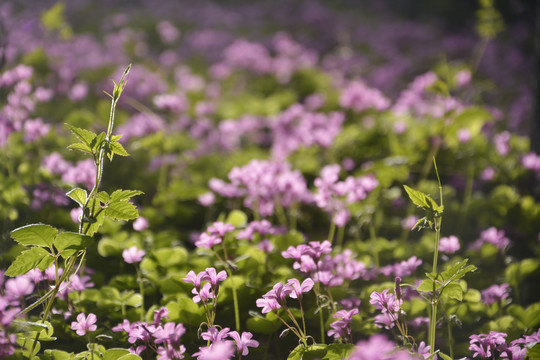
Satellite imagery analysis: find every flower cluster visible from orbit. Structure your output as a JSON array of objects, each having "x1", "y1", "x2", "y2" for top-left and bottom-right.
[
  {"x1": 193, "y1": 326, "x2": 259, "y2": 359},
  {"x1": 340, "y1": 81, "x2": 391, "y2": 113},
  {"x1": 471, "y1": 227, "x2": 511, "y2": 252},
  {"x1": 113, "y1": 307, "x2": 186, "y2": 359},
  {"x1": 270, "y1": 104, "x2": 345, "y2": 160},
  {"x1": 327, "y1": 308, "x2": 359, "y2": 342},
  {"x1": 194, "y1": 222, "x2": 235, "y2": 250},
  {"x1": 42, "y1": 152, "x2": 97, "y2": 190},
  {"x1": 370, "y1": 289, "x2": 404, "y2": 330},
  {"x1": 314, "y1": 164, "x2": 378, "y2": 227},
  {"x1": 210, "y1": 160, "x2": 310, "y2": 217},
  {"x1": 183, "y1": 267, "x2": 228, "y2": 326},
  {"x1": 71, "y1": 313, "x2": 97, "y2": 336},
  {"x1": 481, "y1": 283, "x2": 511, "y2": 306},
  {"x1": 468, "y1": 331, "x2": 532, "y2": 360}
]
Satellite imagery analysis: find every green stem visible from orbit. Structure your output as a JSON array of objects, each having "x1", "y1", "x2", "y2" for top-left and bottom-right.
[
  {"x1": 136, "y1": 266, "x2": 145, "y2": 322},
  {"x1": 336, "y1": 225, "x2": 345, "y2": 250},
  {"x1": 328, "y1": 220, "x2": 336, "y2": 244},
  {"x1": 447, "y1": 318, "x2": 454, "y2": 359},
  {"x1": 227, "y1": 268, "x2": 241, "y2": 331}
]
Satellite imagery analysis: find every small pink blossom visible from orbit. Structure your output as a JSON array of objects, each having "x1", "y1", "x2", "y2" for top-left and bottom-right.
[
  {"x1": 71, "y1": 313, "x2": 97, "y2": 336},
  {"x1": 122, "y1": 246, "x2": 146, "y2": 264},
  {"x1": 439, "y1": 235, "x2": 460, "y2": 254},
  {"x1": 133, "y1": 217, "x2": 149, "y2": 231}
]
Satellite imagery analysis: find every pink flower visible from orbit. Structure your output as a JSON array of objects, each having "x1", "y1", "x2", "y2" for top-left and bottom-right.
[
  {"x1": 287, "y1": 278, "x2": 314, "y2": 299},
  {"x1": 71, "y1": 313, "x2": 97, "y2": 336},
  {"x1": 193, "y1": 341, "x2": 235, "y2": 360},
  {"x1": 192, "y1": 283, "x2": 214, "y2": 303},
  {"x1": 439, "y1": 235, "x2": 460, "y2": 254},
  {"x1": 122, "y1": 246, "x2": 146, "y2": 264},
  {"x1": 255, "y1": 297, "x2": 281, "y2": 314},
  {"x1": 198, "y1": 192, "x2": 215, "y2": 206},
  {"x1": 195, "y1": 233, "x2": 222, "y2": 249},
  {"x1": 133, "y1": 217, "x2": 149, "y2": 231},
  {"x1": 183, "y1": 270, "x2": 207, "y2": 290},
  {"x1": 4, "y1": 276, "x2": 34, "y2": 299},
  {"x1": 228, "y1": 331, "x2": 259, "y2": 356}
]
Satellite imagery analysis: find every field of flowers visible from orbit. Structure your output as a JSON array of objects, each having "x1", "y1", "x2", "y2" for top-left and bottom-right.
[{"x1": 1, "y1": 0, "x2": 539, "y2": 359}]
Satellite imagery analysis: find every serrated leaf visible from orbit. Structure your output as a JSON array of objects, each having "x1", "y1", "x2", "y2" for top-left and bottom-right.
[
  {"x1": 67, "y1": 142, "x2": 93, "y2": 154},
  {"x1": 417, "y1": 279, "x2": 435, "y2": 293},
  {"x1": 110, "y1": 141, "x2": 129, "y2": 156},
  {"x1": 105, "y1": 201, "x2": 139, "y2": 221},
  {"x1": 443, "y1": 282, "x2": 463, "y2": 301},
  {"x1": 11, "y1": 223, "x2": 58, "y2": 247},
  {"x1": 84, "y1": 209, "x2": 106, "y2": 237},
  {"x1": 38, "y1": 254, "x2": 55, "y2": 271},
  {"x1": 6, "y1": 247, "x2": 51, "y2": 277},
  {"x1": 96, "y1": 191, "x2": 110, "y2": 203},
  {"x1": 441, "y1": 259, "x2": 477, "y2": 283},
  {"x1": 403, "y1": 185, "x2": 440, "y2": 214},
  {"x1": 110, "y1": 190, "x2": 144, "y2": 203},
  {"x1": 54, "y1": 232, "x2": 92, "y2": 258},
  {"x1": 91, "y1": 132, "x2": 106, "y2": 152},
  {"x1": 65, "y1": 124, "x2": 97, "y2": 146},
  {"x1": 67, "y1": 188, "x2": 88, "y2": 207}
]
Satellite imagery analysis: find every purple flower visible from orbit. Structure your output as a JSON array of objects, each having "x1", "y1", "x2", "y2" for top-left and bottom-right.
[
  {"x1": 4, "y1": 276, "x2": 34, "y2": 299},
  {"x1": 122, "y1": 246, "x2": 146, "y2": 264},
  {"x1": 153, "y1": 322, "x2": 185, "y2": 344},
  {"x1": 228, "y1": 331, "x2": 259, "y2": 356},
  {"x1": 287, "y1": 278, "x2": 314, "y2": 299},
  {"x1": 472, "y1": 227, "x2": 511, "y2": 251},
  {"x1": 193, "y1": 341, "x2": 236, "y2": 360},
  {"x1": 198, "y1": 192, "x2": 215, "y2": 206},
  {"x1": 203, "y1": 268, "x2": 227, "y2": 288},
  {"x1": 439, "y1": 235, "x2": 460, "y2": 254},
  {"x1": 481, "y1": 283, "x2": 511, "y2": 305},
  {"x1": 255, "y1": 297, "x2": 281, "y2": 314},
  {"x1": 370, "y1": 289, "x2": 402, "y2": 314},
  {"x1": 156, "y1": 345, "x2": 186, "y2": 360},
  {"x1": 195, "y1": 233, "x2": 222, "y2": 249},
  {"x1": 183, "y1": 270, "x2": 207, "y2": 290},
  {"x1": 71, "y1": 313, "x2": 97, "y2": 336},
  {"x1": 192, "y1": 283, "x2": 214, "y2": 303},
  {"x1": 348, "y1": 334, "x2": 401, "y2": 360},
  {"x1": 201, "y1": 326, "x2": 230, "y2": 343},
  {"x1": 208, "y1": 222, "x2": 235, "y2": 237},
  {"x1": 133, "y1": 217, "x2": 149, "y2": 231}
]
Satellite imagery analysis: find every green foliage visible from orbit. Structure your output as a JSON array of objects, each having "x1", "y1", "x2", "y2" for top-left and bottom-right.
[
  {"x1": 6, "y1": 247, "x2": 51, "y2": 277},
  {"x1": 10, "y1": 224, "x2": 57, "y2": 248}
]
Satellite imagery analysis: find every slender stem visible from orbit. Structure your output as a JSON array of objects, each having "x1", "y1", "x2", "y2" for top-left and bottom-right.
[
  {"x1": 136, "y1": 266, "x2": 145, "y2": 322},
  {"x1": 447, "y1": 318, "x2": 454, "y2": 359},
  {"x1": 299, "y1": 300, "x2": 307, "y2": 338},
  {"x1": 336, "y1": 225, "x2": 345, "y2": 249},
  {"x1": 228, "y1": 270, "x2": 241, "y2": 331},
  {"x1": 328, "y1": 220, "x2": 336, "y2": 244}
]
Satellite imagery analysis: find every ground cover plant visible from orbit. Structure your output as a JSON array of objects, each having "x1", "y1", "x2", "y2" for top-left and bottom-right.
[{"x1": 1, "y1": 0, "x2": 539, "y2": 359}]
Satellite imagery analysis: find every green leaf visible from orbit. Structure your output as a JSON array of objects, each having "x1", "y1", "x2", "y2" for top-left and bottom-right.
[
  {"x1": 441, "y1": 259, "x2": 477, "y2": 283},
  {"x1": 96, "y1": 191, "x2": 110, "y2": 203},
  {"x1": 44, "y1": 349, "x2": 73, "y2": 360},
  {"x1": 110, "y1": 141, "x2": 130, "y2": 157},
  {"x1": 288, "y1": 344, "x2": 328, "y2": 360},
  {"x1": 6, "y1": 247, "x2": 51, "y2": 277},
  {"x1": 403, "y1": 185, "x2": 441, "y2": 214},
  {"x1": 109, "y1": 190, "x2": 144, "y2": 202},
  {"x1": 67, "y1": 188, "x2": 88, "y2": 207},
  {"x1": 26, "y1": 321, "x2": 55, "y2": 341},
  {"x1": 106, "y1": 201, "x2": 139, "y2": 221},
  {"x1": 246, "y1": 316, "x2": 281, "y2": 335},
  {"x1": 84, "y1": 208, "x2": 106, "y2": 237},
  {"x1": 226, "y1": 209, "x2": 248, "y2": 228},
  {"x1": 38, "y1": 253, "x2": 55, "y2": 271},
  {"x1": 443, "y1": 282, "x2": 463, "y2": 301},
  {"x1": 16, "y1": 336, "x2": 40, "y2": 358},
  {"x1": 417, "y1": 279, "x2": 435, "y2": 293},
  {"x1": 324, "y1": 344, "x2": 355, "y2": 360},
  {"x1": 12, "y1": 320, "x2": 49, "y2": 333},
  {"x1": 91, "y1": 132, "x2": 107, "y2": 152},
  {"x1": 438, "y1": 353, "x2": 453, "y2": 360},
  {"x1": 68, "y1": 142, "x2": 93, "y2": 154},
  {"x1": 117, "y1": 355, "x2": 142, "y2": 360},
  {"x1": 11, "y1": 223, "x2": 58, "y2": 247},
  {"x1": 65, "y1": 123, "x2": 97, "y2": 147},
  {"x1": 54, "y1": 232, "x2": 92, "y2": 258},
  {"x1": 103, "y1": 349, "x2": 131, "y2": 360}
]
